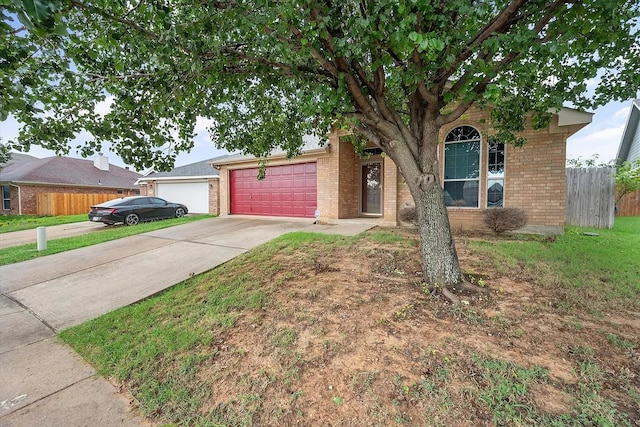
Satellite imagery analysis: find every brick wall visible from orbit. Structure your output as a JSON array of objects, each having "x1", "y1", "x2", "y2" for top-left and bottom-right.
[
  {"x1": 218, "y1": 167, "x2": 230, "y2": 215},
  {"x1": 395, "y1": 106, "x2": 570, "y2": 231},
  {"x1": 506, "y1": 134, "x2": 567, "y2": 228},
  {"x1": 316, "y1": 132, "x2": 340, "y2": 219},
  {"x1": 337, "y1": 136, "x2": 359, "y2": 218},
  {"x1": 208, "y1": 178, "x2": 220, "y2": 215},
  {"x1": 382, "y1": 155, "x2": 398, "y2": 223},
  {"x1": 2, "y1": 185, "x2": 137, "y2": 216}
]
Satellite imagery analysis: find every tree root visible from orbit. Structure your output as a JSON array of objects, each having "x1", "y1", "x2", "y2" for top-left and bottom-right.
[
  {"x1": 432, "y1": 281, "x2": 488, "y2": 305},
  {"x1": 441, "y1": 286, "x2": 461, "y2": 305},
  {"x1": 452, "y1": 281, "x2": 489, "y2": 294}
]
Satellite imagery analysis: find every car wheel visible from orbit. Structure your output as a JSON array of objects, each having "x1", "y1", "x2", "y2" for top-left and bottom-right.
[
  {"x1": 175, "y1": 207, "x2": 186, "y2": 218},
  {"x1": 124, "y1": 213, "x2": 140, "y2": 226}
]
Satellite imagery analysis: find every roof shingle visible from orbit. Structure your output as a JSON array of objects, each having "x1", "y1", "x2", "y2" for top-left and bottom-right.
[{"x1": 0, "y1": 156, "x2": 141, "y2": 189}]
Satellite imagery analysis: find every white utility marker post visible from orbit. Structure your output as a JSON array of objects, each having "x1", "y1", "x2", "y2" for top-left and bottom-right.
[{"x1": 37, "y1": 227, "x2": 47, "y2": 251}]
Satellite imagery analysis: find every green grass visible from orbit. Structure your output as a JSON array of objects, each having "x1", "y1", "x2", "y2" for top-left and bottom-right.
[
  {"x1": 469, "y1": 216, "x2": 640, "y2": 307},
  {"x1": 58, "y1": 220, "x2": 640, "y2": 425},
  {"x1": 59, "y1": 235, "x2": 311, "y2": 422},
  {"x1": 0, "y1": 214, "x2": 88, "y2": 233},
  {"x1": 0, "y1": 215, "x2": 216, "y2": 266}
]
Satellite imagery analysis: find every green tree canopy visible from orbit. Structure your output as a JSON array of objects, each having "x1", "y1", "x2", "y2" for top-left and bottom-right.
[
  {"x1": 3, "y1": 1, "x2": 639, "y2": 169},
  {"x1": 2, "y1": 0, "x2": 639, "y2": 297},
  {"x1": 616, "y1": 159, "x2": 640, "y2": 203}
]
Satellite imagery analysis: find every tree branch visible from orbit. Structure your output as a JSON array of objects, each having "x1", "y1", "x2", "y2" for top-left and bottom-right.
[
  {"x1": 432, "y1": 0, "x2": 528, "y2": 88},
  {"x1": 68, "y1": 0, "x2": 160, "y2": 40}
]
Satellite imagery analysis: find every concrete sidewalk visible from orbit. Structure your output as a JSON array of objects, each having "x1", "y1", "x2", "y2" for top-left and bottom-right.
[
  {"x1": 0, "y1": 217, "x2": 376, "y2": 426},
  {"x1": 0, "y1": 221, "x2": 107, "y2": 250}
]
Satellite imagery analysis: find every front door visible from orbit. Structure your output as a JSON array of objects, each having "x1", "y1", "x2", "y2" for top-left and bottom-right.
[{"x1": 361, "y1": 161, "x2": 382, "y2": 215}]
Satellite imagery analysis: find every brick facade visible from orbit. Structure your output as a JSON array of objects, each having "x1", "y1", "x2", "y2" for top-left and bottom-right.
[
  {"x1": 214, "y1": 107, "x2": 583, "y2": 233},
  {"x1": 2, "y1": 185, "x2": 137, "y2": 216},
  {"x1": 208, "y1": 178, "x2": 220, "y2": 215},
  {"x1": 441, "y1": 107, "x2": 570, "y2": 233}
]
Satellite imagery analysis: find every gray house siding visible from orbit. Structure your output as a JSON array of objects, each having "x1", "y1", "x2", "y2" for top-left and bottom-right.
[
  {"x1": 617, "y1": 99, "x2": 640, "y2": 163},
  {"x1": 627, "y1": 117, "x2": 640, "y2": 162}
]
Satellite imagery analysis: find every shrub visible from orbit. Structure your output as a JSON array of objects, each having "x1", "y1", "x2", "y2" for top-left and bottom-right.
[
  {"x1": 398, "y1": 206, "x2": 418, "y2": 225},
  {"x1": 483, "y1": 208, "x2": 528, "y2": 234}
]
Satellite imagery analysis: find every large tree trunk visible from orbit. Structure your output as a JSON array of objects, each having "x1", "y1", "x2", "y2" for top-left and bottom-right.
[
  {"x1": 383, "y1": 118, "x2": 465, "y2": 302},
  {"x1": 413, "y1": 181, "x2": 464, "y2": 288}
]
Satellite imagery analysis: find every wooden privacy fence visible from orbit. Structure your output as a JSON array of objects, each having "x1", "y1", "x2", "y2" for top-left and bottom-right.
[
  {"x1": 37, "y1": 193, "x2": 122, "y2": 216},
  {"x1": 616, "y1": 190, "x2": 640, "y2": 217},
  {"x1": 565, "y1": 167, "x2": 615, "y2": 228}
]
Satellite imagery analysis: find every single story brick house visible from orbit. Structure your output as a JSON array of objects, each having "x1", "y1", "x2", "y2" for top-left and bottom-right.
[
  {"x1": 0, "y1": 153, "x2": 140, "y2": 215},
  {"x1": 211, "y1": 106, "x2": 592, "y2": 234},
  {"x1": 136, "y1": 156, "x2": 228, "y2": 214}
]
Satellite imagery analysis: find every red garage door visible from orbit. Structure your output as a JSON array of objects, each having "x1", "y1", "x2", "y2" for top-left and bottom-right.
[{"x1": 230, "y1": 162, "x2": 317, "y2": 218}]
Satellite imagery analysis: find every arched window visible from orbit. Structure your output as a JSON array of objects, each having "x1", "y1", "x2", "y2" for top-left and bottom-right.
[{"x1": 443, "y1": 126, "x2": 480, "y2": 207}]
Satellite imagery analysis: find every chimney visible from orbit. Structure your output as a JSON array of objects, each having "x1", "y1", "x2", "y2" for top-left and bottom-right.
[{"x1": 94, "y1": 152, "x2": 109, "y2": 171}]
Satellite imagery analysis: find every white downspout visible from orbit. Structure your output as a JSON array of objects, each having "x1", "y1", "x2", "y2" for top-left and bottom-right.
[{"x1": 9, "y1": 183, "x2": 22, "y2": 215}]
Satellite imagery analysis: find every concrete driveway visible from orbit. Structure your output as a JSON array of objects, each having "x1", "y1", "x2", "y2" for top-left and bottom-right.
[{"x1": 0, "y1": 217, "x2": 375, "y2": 426}]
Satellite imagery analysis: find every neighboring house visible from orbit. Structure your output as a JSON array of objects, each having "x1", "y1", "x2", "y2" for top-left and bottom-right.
[
  {"x1": 615, "y1": 99, "x2": 640, "y2": 217},
  {"x1": 212, "y1": 106, "x2": 592, "y2": 234},
  {"x1": 0, "y1": 153, "x2": 140, "y2": 215},
  {"x1": 617, "y1": 99, "x2": 640, "y2": 164},
  {"x1": 137, "y1": 155, "x2": 228, "y2": 214}
]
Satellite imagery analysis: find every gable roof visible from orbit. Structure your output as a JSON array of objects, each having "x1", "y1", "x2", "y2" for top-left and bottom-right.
[
  {"x1": 0, "y1": 156, "x2": 141, "y2": 189},
  {"x1": 138, "y1": 155, "x2": 229, "y2": 182},
  {"x1": 616, "y1": 99, "x2": 640, "y2": 164},
  {"x1": 211, "y1": 136, "x2": 327, "y2": 166}
]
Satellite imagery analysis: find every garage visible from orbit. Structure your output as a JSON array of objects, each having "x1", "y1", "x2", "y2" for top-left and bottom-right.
[
  {"x1": 230, "y1": 162, "x2": 317, "y2": 218},
  {"x1": 156, "y1": 181, "x2": 209, "y2": 214}
]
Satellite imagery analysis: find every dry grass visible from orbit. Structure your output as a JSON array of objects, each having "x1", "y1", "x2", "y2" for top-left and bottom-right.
[{"x1": 61, "y1": 221, "x2": 640, "y2": 426}]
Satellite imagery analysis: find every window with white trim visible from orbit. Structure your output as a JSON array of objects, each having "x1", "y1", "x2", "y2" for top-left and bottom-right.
[
  {"x1": 2, "y1": 185, "x2": 10, "y2": 210},
  {"x1": 443, "y1": 126, "x2": 480, "y2": 207}
]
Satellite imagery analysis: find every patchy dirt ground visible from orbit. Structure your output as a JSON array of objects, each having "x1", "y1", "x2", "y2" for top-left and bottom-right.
[{"x1": 143, "y1": 228, "x2": 640, "y2": 426}]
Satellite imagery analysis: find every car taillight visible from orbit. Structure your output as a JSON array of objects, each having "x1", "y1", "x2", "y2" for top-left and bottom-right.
[{"x1": 97, "y1": 208, "x2": 117, "y2": 214}]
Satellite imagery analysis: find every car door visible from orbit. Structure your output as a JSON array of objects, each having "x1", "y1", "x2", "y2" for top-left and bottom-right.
[
  {"x1": 149, "y1": 197, "x2": 171, "y2": 219},
  {"x1": 134, "y1": 197, "x2": 156, "y2": 221}
]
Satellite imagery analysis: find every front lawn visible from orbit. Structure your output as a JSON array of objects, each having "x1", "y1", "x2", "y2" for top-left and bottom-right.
[
  {"x1": 60, "y1": 217, "x2": 640, "y2": 426},
  {"x1": 0, "y1": 214, "x2": 87, "y2": 233},
  {"x1": 0, "y1": 215, "x2": 216, "y2": 266}
]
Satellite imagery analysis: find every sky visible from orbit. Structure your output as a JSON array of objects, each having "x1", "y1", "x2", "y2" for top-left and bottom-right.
[{"x1": 1, "y1": 98, "x2": 634, "y2": 172}]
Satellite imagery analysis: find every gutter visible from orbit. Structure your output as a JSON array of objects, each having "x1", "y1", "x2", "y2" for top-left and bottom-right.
[
  {"x1": 211, "y1": 145, "x2": 330, "y2": 167},
  {"x1": 135, "y1": 175, "x2": 219, "y2": 185}
]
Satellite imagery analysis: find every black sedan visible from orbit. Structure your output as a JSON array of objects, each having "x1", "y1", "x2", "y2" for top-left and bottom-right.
[{"x1": 88, "y1": 196, "x2": 188, "y2": 226}]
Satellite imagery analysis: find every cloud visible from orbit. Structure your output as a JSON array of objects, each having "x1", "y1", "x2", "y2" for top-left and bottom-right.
[
  {"x1": 94, "y1": 96, "x2": 114, "y2": 117},
  {"x1": 567, "y1": 124, "x2": 624, "y2": 162},
  {"x1": 614, "y1": 106, "x2": 631, "y2": 120},
  {"x1": 194, "y1": 116, "x2": 214, "y2": 134}
]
